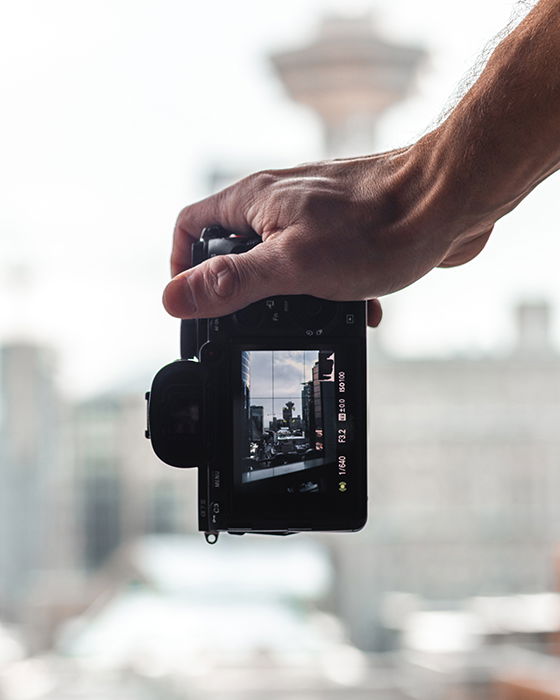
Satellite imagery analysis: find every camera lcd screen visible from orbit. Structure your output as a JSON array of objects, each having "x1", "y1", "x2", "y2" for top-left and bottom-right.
[{"x1": 234, "y1": 349, "x2": 341, "y2": 496}]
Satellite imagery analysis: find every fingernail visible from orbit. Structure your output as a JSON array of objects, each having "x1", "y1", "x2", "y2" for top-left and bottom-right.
[{"x1": 215, "y1": 268, "x2": 235, "y2": 298}]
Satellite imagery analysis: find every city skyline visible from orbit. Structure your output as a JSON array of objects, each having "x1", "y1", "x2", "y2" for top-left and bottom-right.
[{"x1": 245, "y1": 350, "x2": 328, "y2": 423}]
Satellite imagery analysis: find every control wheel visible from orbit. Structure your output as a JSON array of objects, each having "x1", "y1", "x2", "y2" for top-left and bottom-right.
[
  {"x1": 234, "y1": 301, "x2": 265, "y2": 328},
  {"x1": 294, "y1": 295, "x2": 337, "y2": 329}
]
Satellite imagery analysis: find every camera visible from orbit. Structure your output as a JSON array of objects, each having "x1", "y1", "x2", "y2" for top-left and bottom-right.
[{"x1": 145, "y1": 226, "x2": 367, "y2": 543}]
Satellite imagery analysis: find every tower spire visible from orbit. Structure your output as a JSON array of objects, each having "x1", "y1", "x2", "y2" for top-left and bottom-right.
[{"x1": 271, "y1": 13, "x2": 426, "y2": 157}]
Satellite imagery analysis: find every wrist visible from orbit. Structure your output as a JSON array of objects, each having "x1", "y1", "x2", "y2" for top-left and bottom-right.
[
  {"x1": 378, "y1": 136, "x2": 477, "y2": 252},
  {"x1": 418, "y1": 125, "x2": 501, "y2": 224}
]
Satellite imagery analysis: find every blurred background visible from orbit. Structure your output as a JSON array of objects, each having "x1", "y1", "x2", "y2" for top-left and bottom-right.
[{"x1": 2, "y1": 0, "x2": 560, "y2": 697}]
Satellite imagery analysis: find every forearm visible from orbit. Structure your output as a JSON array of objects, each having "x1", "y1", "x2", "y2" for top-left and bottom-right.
[{"x1": 424, "y1": 0, "x2": 560, "y2": 228}]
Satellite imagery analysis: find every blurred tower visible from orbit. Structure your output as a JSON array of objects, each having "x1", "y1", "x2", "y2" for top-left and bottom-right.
[
  {"x1": 271, "y1": 14, "x2": 426, "y2": 651},
  {"x1": 271, "y1": 14, "x2": 425, "y2": 157},
  {"x1": 283, "y1": 401, "x2": 295, "y2": 423}
]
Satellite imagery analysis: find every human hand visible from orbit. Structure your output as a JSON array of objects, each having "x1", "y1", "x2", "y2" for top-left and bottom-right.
[
  {"x1": 163, "y1": 141, "x2": 494, "y2": 327},
  {"x1": 163, "y1": 0, "x2": 560, "y2": 327}
]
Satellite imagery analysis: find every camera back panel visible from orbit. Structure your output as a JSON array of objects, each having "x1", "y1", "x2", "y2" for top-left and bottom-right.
[{"x1": 147, "y1": 227, "x2": 368, "y2": 541}]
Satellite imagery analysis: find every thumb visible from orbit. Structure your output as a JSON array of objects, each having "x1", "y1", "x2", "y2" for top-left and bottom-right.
[{"x1": 163, "y1": 241, "x2": 299, "y2": 319}]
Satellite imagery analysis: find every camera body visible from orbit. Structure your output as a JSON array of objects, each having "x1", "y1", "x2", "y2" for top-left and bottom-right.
[{"x1": 146, "y1": 226, "x2": 367, "y2": 543}]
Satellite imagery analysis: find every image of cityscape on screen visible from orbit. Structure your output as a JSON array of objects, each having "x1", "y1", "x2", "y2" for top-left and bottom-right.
[{"x1": 238, "y1": 350, "x2": 336, "y2": 493}]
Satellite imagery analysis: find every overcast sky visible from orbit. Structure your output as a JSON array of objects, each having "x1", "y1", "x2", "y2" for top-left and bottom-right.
[
  {"x1": 1, "y1": 0, "x2": 557, "y2": 397},
  {"x1": 249, "y1": 350, "x2": 324, "y2": 421}
]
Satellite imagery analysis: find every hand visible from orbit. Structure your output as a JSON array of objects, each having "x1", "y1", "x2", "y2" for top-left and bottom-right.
[
  {"x1": 164, "y1": 0, "x2": 560, "y2": 327},
  {"x1": 163, "y1": 141, "x2": 494, "y2": 326}
]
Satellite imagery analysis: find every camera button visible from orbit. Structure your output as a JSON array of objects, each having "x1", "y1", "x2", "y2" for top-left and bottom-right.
[
  {"x1": 295, "y1": 295, "x2": 337, "y2": 328},
  {"x1": 303, "y1": 296, "x2": 324, "y2": 317},
  {"x1": 201, "y1": 225, "x2": 227, "y2": 240},
  {"x1": 235, "y1": 302, "x2": 264, "y2": 327},
  {"x1": 200, "y1": 342, "x2": 223, "y2": 362}
]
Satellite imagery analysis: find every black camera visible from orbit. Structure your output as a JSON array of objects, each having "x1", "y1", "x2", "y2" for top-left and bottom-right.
[{"x1": 145, "y1": 226, "x2": 367, "y2": 543}]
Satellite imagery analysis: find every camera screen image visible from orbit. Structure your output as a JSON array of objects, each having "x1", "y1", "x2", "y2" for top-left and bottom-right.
[{"x1": 235, "y1": 350, "x2": 337, "y2": 494}]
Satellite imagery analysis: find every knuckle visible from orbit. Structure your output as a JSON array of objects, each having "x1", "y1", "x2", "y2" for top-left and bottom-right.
[
  {"x1": 298, "y1": 189, "x2": 320, "y2": 212},
  {"x1": 170, "y1": 250, "x2": 182, "y2": 272},
  {"x1": 243, "y1": 170, "x2": 282, "y2": 203},
  {"x1": 201, "y1": 254, "x2": 244, "y2": 300},
  {"x1": 250, "y1": 169, "x2": 279, "y2": 189},
  {"x1": 299, "y1": 188, "x2": 341, "y2": 217},
  {"x1": 175, "y1": 204, "x2": 193, "y2": 230}
]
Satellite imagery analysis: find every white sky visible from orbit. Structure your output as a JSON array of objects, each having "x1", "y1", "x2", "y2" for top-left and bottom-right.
[
  {"x1": 250, "y1": 350, "x2": 321, "y2": 420},
  {"x1": 1, "y1": 0, "x2": 557, "y2": 397}
]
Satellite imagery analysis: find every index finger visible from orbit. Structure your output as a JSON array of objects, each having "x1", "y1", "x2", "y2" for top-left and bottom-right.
[
  {"x1": 170, "y1": 206, "x2": 198, "y2": 277},
  {"x1": 170, "y1": 181, "x2": 256, "y2": 277}
]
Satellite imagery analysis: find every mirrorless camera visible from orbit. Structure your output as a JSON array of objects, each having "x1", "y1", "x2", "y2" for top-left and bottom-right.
[{"x1": 145, "y1": 226, "x2": 367, "y2": 543}]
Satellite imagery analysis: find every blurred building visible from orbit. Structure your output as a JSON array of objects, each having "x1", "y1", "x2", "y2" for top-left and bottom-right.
[
  {"x1": 330, "y1": 301, "x2": 560, "y2": 650},
  {"x1": 73, "y1": 390, "x2": 198, "y2": 571},
  {"x1": 490, "y1": 556, "x2": 560, "y2": 699},
  {"x1": 495, "y1": 672, "x2": 560, "y2": 700},
  {"x1": 0, "y1": 358, "x2": 201, "y2": 650},
  {"x1": 0, "y1": 343, "x2": 75, "y2": 628}
]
